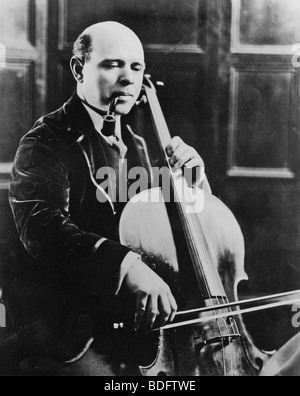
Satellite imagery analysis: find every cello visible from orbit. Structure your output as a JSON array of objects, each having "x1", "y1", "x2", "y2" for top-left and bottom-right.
[{"x1": 118, "y1": 76, "x2": 300, "y2": 376}]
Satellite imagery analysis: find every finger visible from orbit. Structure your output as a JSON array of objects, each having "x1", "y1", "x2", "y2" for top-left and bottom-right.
[
  {"x1": 185, "y1": 152, "x2": 204, "y2": 168},
  {"x1": 145, "y1": 294, "x2": 159, "y2": 331},
  {"x1": 170, "y1": 148, "x2": 190, "y2": 168},
  {"x1": 166, "y1": 137, "x2": 183, "y2": 156},
  {"x1": 170, "y1": 144, "x2": 189, "y2": 163},
  {"x1": 184, "y1": 158, "x2": 201, "y2": 169},
  {"x1": 134, "y1": 295, "x2": 148, "y2": 331},
  {"x1": 157, "y1": 294, "x2": 172, "y2": 328},
  {"x1": 173, "y1": 150, "x2": 194, "y2": 169},
  {"x1": 168, "y1": 291, "x2": 178, "y2": 323}
]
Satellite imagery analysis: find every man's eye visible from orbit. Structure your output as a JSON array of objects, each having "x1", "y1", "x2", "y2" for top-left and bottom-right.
[
  {"x1": 132, "y1": 65, "x2": 143, "y2": 72},
  {"x1": 105, "y1": 63, "x2": 119, "y2": 69}
]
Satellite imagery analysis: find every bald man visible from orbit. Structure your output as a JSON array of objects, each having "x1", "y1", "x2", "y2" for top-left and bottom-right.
[{"x1": 6, "y1": 22, "x2": 209, "y2": 375}]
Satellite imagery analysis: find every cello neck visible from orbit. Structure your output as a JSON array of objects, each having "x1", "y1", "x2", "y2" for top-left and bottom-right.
[
  {"x1": 143, "y1": 76, "x2": 172, "y2": 158},
  {"x1": 143, "y1": 76, "x2": 227, "y2": 299}
]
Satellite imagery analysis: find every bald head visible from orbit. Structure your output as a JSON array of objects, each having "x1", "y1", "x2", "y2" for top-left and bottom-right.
[
  {"x1": 71, "y1": 22, "x2": 145, "y2": 115},
  {"x1": 73, "y1": 22, "x2": 144, "y2": 64}
]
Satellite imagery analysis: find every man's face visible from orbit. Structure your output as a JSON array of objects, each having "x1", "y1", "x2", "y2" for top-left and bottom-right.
[{"x1": 80, "y1": 32, "x2": 145, "y2": 116}]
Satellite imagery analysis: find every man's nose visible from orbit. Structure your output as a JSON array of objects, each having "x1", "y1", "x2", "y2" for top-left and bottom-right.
[{"x1": 119, "y1": 67, "x2": 134, "y2": 86}]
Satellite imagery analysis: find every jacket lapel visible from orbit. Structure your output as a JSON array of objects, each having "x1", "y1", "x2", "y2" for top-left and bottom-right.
[
  {"x1": 63, "y1": 93, "x2": 116, "y2": 211},
  {"x1": 63, "y1": 93, "x2": 110, "y2": 173},
  {"x1": 62, "y1": 93, "x2": 153, "y2": 208}
]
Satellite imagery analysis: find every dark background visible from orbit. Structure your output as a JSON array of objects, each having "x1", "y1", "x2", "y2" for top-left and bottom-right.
[{"x1": 1, "y1": 0, "x2": 300, "y2": 351}]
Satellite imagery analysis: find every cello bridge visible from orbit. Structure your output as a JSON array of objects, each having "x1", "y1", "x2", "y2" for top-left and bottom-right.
[{"x1": 194, "y1": 334, "x2": 241, "y2": 354}]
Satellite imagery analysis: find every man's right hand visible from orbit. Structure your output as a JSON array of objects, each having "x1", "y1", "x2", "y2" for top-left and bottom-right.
[{"x1": 124, "y1": 259, "x2": 178, "y2": 332}]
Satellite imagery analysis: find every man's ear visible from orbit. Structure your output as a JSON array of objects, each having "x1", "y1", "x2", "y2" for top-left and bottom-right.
[{"x1": 70, "y1": 56, "x2": 84, "y2": 83}]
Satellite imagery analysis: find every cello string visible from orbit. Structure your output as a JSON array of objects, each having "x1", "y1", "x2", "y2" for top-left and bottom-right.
[
  {"x1": 192, "y1": 212, "x2": 239, "y2": 376},
  {"x1": 172, "y1": 175, "x2": 214, "y2": 299},
  {"x1": 169, "y1": 171, "x2": 229, "y2": 374},
  {"x1": 159, "y1": 152, "x2": 213, "y2": 302},
  {"x1": 171, "y1": 176, "x2": 229, "y2": 376},
  {"x1": 145, "y1": 86, "x2": 216, "y2": 306},
  {"x1": 186, "y1": 202, "x2": 234, "y2": 372},
  {"x1": 146, "y1": 84, "x2": 229, "y2": 374},
  {"x1": 189, "y1": 201, "x2": 238, "y2": 375},
  {"x1": 145, "y1": 83, "x2": 214, "y2": 303},
  {"x1": 145, "y1": 83, "x2": 220, "y2": 305},
  {"x1": 191, "y1": 207, "x2": 241, "y2": 337},
  {"x1": 173, "y1": 176, "x2": 232, "y2": 375}
]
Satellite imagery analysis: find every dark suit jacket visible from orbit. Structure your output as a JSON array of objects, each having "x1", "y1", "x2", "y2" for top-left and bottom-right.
[{"x1": 6, "y1": 93, "x2": 152, "y2": 363}]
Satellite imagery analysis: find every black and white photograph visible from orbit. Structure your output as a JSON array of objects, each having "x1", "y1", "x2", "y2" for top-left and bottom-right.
[{"x1": 0, "y1": 0, "x2": 300, "y2": 378}]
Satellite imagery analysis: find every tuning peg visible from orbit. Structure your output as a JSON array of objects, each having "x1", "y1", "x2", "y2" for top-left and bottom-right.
[{"x1": 156, "y1": 81, "x2": 165, "y2": 88}]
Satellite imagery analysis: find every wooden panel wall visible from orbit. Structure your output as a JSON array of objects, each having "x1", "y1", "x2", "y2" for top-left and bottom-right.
[
  {"x1": 0, "y1": 0, "x2": 48, "y2": 288},
  {"x1": 0, "y1": 0, "x2": 47, "y2": 184},
  {"x1": 221, "y1": 0, "x2": 300, "y2": 294},
  {"x1": 197, "y1": 0, "x2": 300, "y2": 349},
  {"x1": 228, "y1": 0, "x2": 299, "y2": 178}
]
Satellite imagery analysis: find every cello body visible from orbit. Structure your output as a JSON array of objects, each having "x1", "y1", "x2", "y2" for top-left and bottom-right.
[{"x1": 119, "y1": 188, "x2": 272, "y2": 376}]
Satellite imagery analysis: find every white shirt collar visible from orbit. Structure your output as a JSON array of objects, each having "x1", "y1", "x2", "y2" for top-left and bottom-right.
[{"x1": 82, "y1": 103, "x2": 122, "y2": 147}]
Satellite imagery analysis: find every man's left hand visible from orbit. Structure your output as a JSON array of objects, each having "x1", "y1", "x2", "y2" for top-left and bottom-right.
[{"x1": 166, "y1": 137, "x2": 204, "y2": 170}]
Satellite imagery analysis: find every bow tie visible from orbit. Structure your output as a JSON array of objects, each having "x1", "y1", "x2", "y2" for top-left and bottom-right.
[{"x1": 81, "y1": 99, "x2": 117, "y2": 137}]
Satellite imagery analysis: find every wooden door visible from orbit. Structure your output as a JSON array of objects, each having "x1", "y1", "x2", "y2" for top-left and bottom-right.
[{"x1": 207, "y1": 0, "x2": 300, "y2": 349}]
